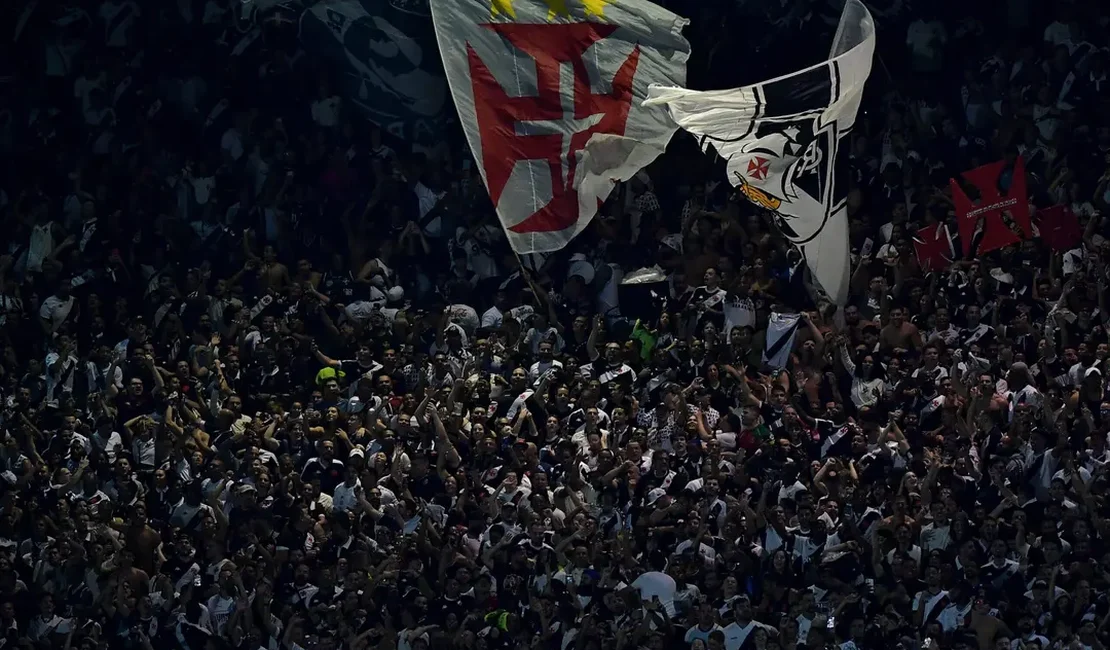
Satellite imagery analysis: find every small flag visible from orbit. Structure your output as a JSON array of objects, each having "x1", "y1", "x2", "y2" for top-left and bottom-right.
[
  {"x1": 951, "y1": 157, "x2": 1032, "y2": 257},
  {"x1": 913, "y1": 223, "x2": 955, "y2": 272},
  {"x1": 762, "y1": 313, "x2": 801, "y2": 370}
]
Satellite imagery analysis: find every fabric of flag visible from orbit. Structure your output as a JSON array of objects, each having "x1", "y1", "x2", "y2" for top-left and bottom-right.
[
  {"x1": 762, "y1": 312, "x2": 801, "y2": 370},
  {"x1": 299, "y1": 0, "x2": 450, "y2": 146},
  {"x1": 913, "y1": 223, "x2": 954, "y2": 272},
  {"x1": 1036, "y1": 204, "x2": 1082, "y2": 252},
  {"x1": 643, "y1": 0, "x2": 875, "y2": 306},
  {"x1": 430, "y1": 0, "x2": 691, "y2": 254},
  {"x1": 950, "y1": 157, "x2": 1032, "y2": 257}
]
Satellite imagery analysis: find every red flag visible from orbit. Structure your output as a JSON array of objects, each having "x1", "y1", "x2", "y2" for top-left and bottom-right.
[
  {"x1": 950, "y1": 157, "x2": 1032, "y2": 257},
  {"x1": 1036, "y1": 205, "x2": 1082, "y2": 251},
  {"x1": 913, "y1": 223, "x2": 955, "y2": 272}
]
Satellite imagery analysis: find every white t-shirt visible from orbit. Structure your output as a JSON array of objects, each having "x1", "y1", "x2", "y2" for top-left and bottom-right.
[
  {"x1": 191, "y1": 176, "x2": 216, "y2": 205},
  {"x1": 1043, "y1": 21, "x2": 1073, "y2": 46},
  {"x1": 685, "y1": 625, "x2": 723, "y2": 645},
  {"x1": 723, "y1": 620, "x2": 774, "y2": 650},
  {"x1": 132, "y1": 435, "x2": 156, "y2": 469},
  {"x1": 92, "y1": 430, "x2": 125, "y2": 463},
  {"x1": 529, "y1": 359, "x2": 563, "y2": 385},
  {"x1": 333, "y1": 480, "x2": 361, "y2": 512},
  {"x1": 920, "y1": 521, "x2": 952, "y2": 551},
  {"x1": 40, "y1": 295, "x2": 76, "y2": 332},
  {"x1": 482, "y1": 305, "x2": 535, "y2": 329},
  {"x1": 462, "y1": 237, "x2": 498, "y2": 280},
  {"x1": 205, "y1": 594, "x2": 234, "y2": 635}
]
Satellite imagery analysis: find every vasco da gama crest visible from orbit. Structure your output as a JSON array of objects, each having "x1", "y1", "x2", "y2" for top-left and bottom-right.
[{"x1": 645, "y1": 0, "x2": 876, "y2": 305}]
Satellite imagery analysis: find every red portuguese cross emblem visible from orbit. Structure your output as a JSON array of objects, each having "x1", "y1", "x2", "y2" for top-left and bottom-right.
[
  {"x1": 746, "y1": 156, "x2": 770, "y2": 181},
  {"x1": 467, "y1": 22, "x2": 641, "y2": 233}
]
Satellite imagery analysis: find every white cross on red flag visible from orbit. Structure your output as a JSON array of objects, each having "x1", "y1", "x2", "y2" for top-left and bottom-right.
[
  {"x1": 913, "y1": 223, "x2": 955, "y2": 273},
  {"x1": 430, "y1": 0, "x2": 690, "y2": 254}
]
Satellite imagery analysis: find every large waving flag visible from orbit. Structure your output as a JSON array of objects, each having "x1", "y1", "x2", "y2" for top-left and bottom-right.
[
  {"x1": 431, "y1": 0, "x2": 690, "y2": 254},
  {"x1": 645, "y1": 0, "x2": 875, "y2": 305},
  {"x1": 300, "y1": 0, "x2": 450, "y2": 146}
]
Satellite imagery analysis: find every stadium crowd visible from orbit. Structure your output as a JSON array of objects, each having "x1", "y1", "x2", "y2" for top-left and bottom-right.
[{"x1": 1, "y1": 0, "x2": 1110, "y2": 649}]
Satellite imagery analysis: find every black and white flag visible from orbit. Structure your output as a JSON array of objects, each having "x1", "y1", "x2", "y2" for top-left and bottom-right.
[
  {"x1": 762, "y1": 312, "x2": 801, "y2": 369},
  {"x1": 645, "y1": 0, "x2": 876, "y2": 305}
]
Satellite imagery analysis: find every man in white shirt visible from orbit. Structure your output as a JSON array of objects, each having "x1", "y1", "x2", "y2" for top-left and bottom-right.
[
  {"x1": 529, "y1": 341, "x2": 563, "y2": 385},
  {"x1": 29, "y1": 594, "x2": 71, "y2": 642},
  {"x1": 91, "y1": 418, "x2": 124, "y2": 463},
  {"x1": 44, "y1": 336, "x2": 80, "y2": 407},
  {"x1": 920, "y1": 501, "x2": 952, "y2": 552},
  {"x1": 131, "y1": 420, "x2": 157, "y2": 471},
  {"x1": 937, "y1": 582, "x2": 974, "y2": 633},
  {"x1": 684, "y1": 603, "x2": 724, "y2": 645},
  {"x1": 912, "y1": 567, "x2": 950, "y2": 629},
  {"x1": 39, "y1": 283, "x2": 77, "y2": 335},
  {"x1": 332, "y1": 462, "x2": 363, "y2": 512},
  {"x1": 722, "y1": 596, "x2": 775, "y2": 650}
]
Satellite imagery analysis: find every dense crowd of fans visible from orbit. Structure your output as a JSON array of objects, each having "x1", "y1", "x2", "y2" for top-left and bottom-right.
[{"x1": 1, "y1": 0, "x2": 1110, "y2": 649}]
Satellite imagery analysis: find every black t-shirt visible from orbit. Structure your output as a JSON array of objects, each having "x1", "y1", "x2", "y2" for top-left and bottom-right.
[
  {"x1": 116, "y1": 391, "x2": 157, "y2": 427},
  {"x1": 301, "y1": 457, "x2": 346, "y2": 494},
  {"x1": 339, "y1": 359, "x2": 382, "y2": 384},
  {"x1": 428, "y1": 594, "x2": 467, "y2": 626},
  {"x1": 489, "y1": 559, "x2": 529, "y2": 612},
  {"x1": 244, "y1": 365, "x2": 294, "y2": 408},
  {"x1": 760, "y1": 402, "x2": 787, "y2": 439},
  {"x1": 684, "y1": 287, "x2": 727, "y2": 329}
]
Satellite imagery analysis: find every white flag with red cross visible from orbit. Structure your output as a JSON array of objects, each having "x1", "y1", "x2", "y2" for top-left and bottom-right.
[{"x1": 431, "y1": 0, "x2": 690, "y2": 253}]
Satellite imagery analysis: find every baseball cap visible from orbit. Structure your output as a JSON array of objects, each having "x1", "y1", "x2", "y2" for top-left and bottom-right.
[{"x1": 315, "y1": 366, "x2": 346, "y2": 385}]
